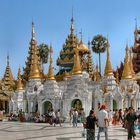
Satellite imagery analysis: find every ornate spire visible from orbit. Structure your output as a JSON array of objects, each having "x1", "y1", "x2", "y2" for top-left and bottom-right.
[
  {"x1": 47, "y1": 43, "x2": 55, "y2": 80},
  {"x1": 16, "y1": 67, "x2": 24, "y2": 90},
  {"x1": 129, "y1": 47, "x2": 135, "y2": 78},
  {"x1": 29, "y1": 45, "x2": 42, "y2": 79},
  {"x1": 72, "y1": 47, "x2": 82, "y2": 75},
  {"x1": 32, "y1": 21, "x2": 35, "y2": 40},
  {"x1": 87, "y1": 40, "x2": 94, "y2": 77},
  {"x1": 7, "y1": 54, "x2": 9, "y2": 66},
  {"x1": 115, "y1": 69, "x2": 119, "y2": 84},
  {"x1": 23, "y1": 22, "x2": 42, "y2": 81},
  {"x1": 70, "y1": 13, "x2": 74, "y2": 35},
  {"x1": 104, "y1": 39, "x2": 113, "y2": 76},
  {"x1": 122, "y1": 45, "x2": 132, "y2": 80},
  {"x1": 2, "y1": 55, "x2": 15, "y2": 91}
]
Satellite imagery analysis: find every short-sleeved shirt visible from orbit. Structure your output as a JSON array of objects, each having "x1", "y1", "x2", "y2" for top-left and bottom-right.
[{"x1": 97, "y1": 109, "x2": 108, "y2": 127}]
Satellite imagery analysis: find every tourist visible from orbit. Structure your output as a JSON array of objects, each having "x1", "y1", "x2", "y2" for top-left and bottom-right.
[
  {"x1": 69, "y1": 108, "x2": 73, "y2": 126},
  {"x1": 73, "y1": 109, "x2": 78, "y2": 127},
  {"x1": 108, "y1": 110, "x2": 113, "y2": 123},
  {"x1": 97, "y1": 104, "x2": 109, "y2": 140},
  {"x1": 112, "y1": 109, "x2": 119, "y2": 125},
  {"x1": 125, "y1": 107, "x2": 137, "y2": 140},
  {"x1": 123, "y1": 108, "x2": 128, "y2": 128},
  {"x1": 86, "y1": 110, "x2": 97, "y2": 140},
  {"x1": 0, "y1": 110, "x2": 3, "y2": 121},
  {"x1": 137, "y1": 112, "x2": 140, "y2": 134},
  {"x1": 81, "y1": 108, "x2": 86, "y2": 137},
  {"x1": 118, "y1": 109, "x2": 123, "y2": 124},
  {"x1": 55, "y1": 109, "x2": 62, "y2": 126}
]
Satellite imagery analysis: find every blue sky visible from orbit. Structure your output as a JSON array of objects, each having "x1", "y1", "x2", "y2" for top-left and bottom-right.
[{"x1": 0, "y1": 0, "x2": 140, "y2": 78}]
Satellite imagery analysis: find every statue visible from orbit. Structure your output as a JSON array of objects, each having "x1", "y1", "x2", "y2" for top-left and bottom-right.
[
  {"x1": 74, "y1": 100, "x2": 82, "y2": 113},
  {"x1": 47, "y1": 102, "x2": 52, "y2": 112}
]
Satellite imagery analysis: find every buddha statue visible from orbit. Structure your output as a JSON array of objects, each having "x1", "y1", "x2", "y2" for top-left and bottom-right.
[{"x1": 74, "y1": 100, "x2": 82, "y2": 113}]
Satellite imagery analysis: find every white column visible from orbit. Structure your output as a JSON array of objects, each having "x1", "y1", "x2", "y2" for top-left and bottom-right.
[
  {"x1": 28, "y1": 100, "x2": 31, "y2": 115},
  {"x1": 110, "y1": 96, "x2": 113, "y2": 111}
]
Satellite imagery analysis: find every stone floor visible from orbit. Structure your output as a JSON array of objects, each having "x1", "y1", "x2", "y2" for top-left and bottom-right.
[{"x1": 0, "y1": 122, "x2": 140, "y2": 140}]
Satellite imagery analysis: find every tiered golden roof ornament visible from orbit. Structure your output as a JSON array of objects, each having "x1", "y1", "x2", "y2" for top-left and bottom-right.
[
  {"x1": 87, "y1": 40, "x2": 94, "y2": 78},
  {"x1": 129, "y1": 47, "x2": 135, "y2": 79},
  {"x1": 46, "y1": 43, "x2": 55, "y2": 80},
  {"x1": 72, "y1": 47, "x2": 82, "y2": 75},
  {"x1": 104, "y1": 39, "x2": 113, "y2": 76},
  {"x1": 16, "y1": 67, "x2": 24, "y2": 90},
  {"x1": 1, "y1": 55, "x2": 15, "y2": 92},
  {"x1": 122, "y1": 45, "x2": 132, "y2": 80},
  {"x1": 23, "y1": 21, "x2": 42, "y2": 81},
  {"x1": 56, "y1": 16, "x2": 79, "y2": 68}
]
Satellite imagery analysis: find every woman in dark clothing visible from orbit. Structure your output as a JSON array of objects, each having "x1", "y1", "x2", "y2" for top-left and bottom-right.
[
  {"x1": 86, "y1": 110, "x2": 97, "y2": 140},
  {"x1": 125, "y1": 107, "x2": 137, "y2": 140}
]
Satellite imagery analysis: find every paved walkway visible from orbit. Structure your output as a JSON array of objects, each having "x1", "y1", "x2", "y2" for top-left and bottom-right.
[{"x1": 0, "y1": 122, "x2": 140, "y2": 140}]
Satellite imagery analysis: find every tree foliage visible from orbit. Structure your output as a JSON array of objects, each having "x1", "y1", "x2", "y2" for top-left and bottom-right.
[
  {"x1": 91, "y1": 34, "x2": 108, "y2": 73},
  {"x1": 91, "y1": 34, "x2": 107, "y2": 53},
  {"x1": 38, "y1": 43, "x2": 49, "y2": 64}
]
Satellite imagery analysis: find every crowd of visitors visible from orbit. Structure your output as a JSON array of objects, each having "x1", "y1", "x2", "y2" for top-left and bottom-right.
[
  {"x1": 2, "y1": 105, "x2": 140, "y2": 140},
  {"x1": 84, "y1": 106, "x2": 140, "y2": 140},
  {"x1": 8, "y1": 109, "x2": 63, "y2": 126}
]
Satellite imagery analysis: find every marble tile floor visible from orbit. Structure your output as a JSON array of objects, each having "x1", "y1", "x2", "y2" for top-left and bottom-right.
[{"x1": 0, "y1": 122, "x2": 140, "y2": 140}]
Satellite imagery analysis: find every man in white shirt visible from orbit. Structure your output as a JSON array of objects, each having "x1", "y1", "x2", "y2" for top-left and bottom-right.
[{"x1": 97, "y1": 104, "x2": 109, "y2": 140}]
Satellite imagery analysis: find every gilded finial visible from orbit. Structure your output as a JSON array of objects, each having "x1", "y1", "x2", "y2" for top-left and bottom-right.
[
  {"x1": 29, "y1": 47, "x2": 42, "y2": 79},
  {"x1": 104, "y1": 39, "x2": 113, "y2": 76},
  {"x1": 135, "y1": 17, "x2": 138, "y2": 31},
  {"x1": 16, "y1": 67, "x2": 23, "y2": 90},
  {"x1": 79, "y1": 29, "x2": 83, "y2": 41},
  {"x1": 32, "y1": 21, "x2": 35, "y2": 40},
  {"x1": 47, "y1": 43, "x2": 55, "y2": 80},
  {"x1": 72, "y1": 47, "x2": 82, "y2": 75},
  {"x1": 70, "y1": 9, "x2": 74, "y2": 34},
  {"x1": 7, "y1": 54, "x2": 9, "y2": 66},
  {"x1": 122, "y1": 44, "x2": 132, "y2": 80},
  {"x1": 129, "y1": 47, "x2": 135, "y2": 78}
]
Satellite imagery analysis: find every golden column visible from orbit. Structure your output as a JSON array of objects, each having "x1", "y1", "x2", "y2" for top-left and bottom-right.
[
  {"x1": 104, "y1": 39, "x2": 113, "y2": 76},
  {"x1": 122, "y1": 45, "x2": 132, "y2": 80},
  {"x1": 16, "y1": 67, "x2": 24, "y2": 90},
  {"x1": 47, "y1": 43, "x2": 55, "y2": 80}
]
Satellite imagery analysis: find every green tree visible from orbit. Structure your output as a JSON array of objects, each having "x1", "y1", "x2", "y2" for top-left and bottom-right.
[
  {"x1": 91, "y1": 34, "x2": 107, "y2": 74},
  {"x1": 38, "y1": 43, "x2": 49, "y2": 64}
]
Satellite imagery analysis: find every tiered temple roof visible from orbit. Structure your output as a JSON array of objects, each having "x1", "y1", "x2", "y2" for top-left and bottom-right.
[
  {"x1": 23, "y1": 22, "x2": 42, "y2": 81},
  {"x1": 1, "y1": 55, "x2": 15, "y2": 94}
]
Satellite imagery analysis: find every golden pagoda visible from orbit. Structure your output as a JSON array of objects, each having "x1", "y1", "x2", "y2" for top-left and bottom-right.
[
  {"x1": 1, "y1": 55, "x2": 15, "y2": 92},
  {"x1": 23, "y1": 21, "x2": 42, "y2": 81},
  {"x1": 46, "y1": 43, "x2": 55, "y2": 80},
  {"x1": 16, "y1": 67, "x2": 24, "y2": 90},
  {"x1": 72, "y1": 47, "x2": 82, "y2": 75},
  {"x1": 122, "y1": 45, "x2": 132, "y2": 80},
  {"x1": 129, "y1": 48, "x2": 135, "y2": 78},
  {"x1": 56, "y1": 16, "x2": 79, "y2": 70},
  {"x1": 104, "y1": 39, "x2": 113, "y2": 76}
]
